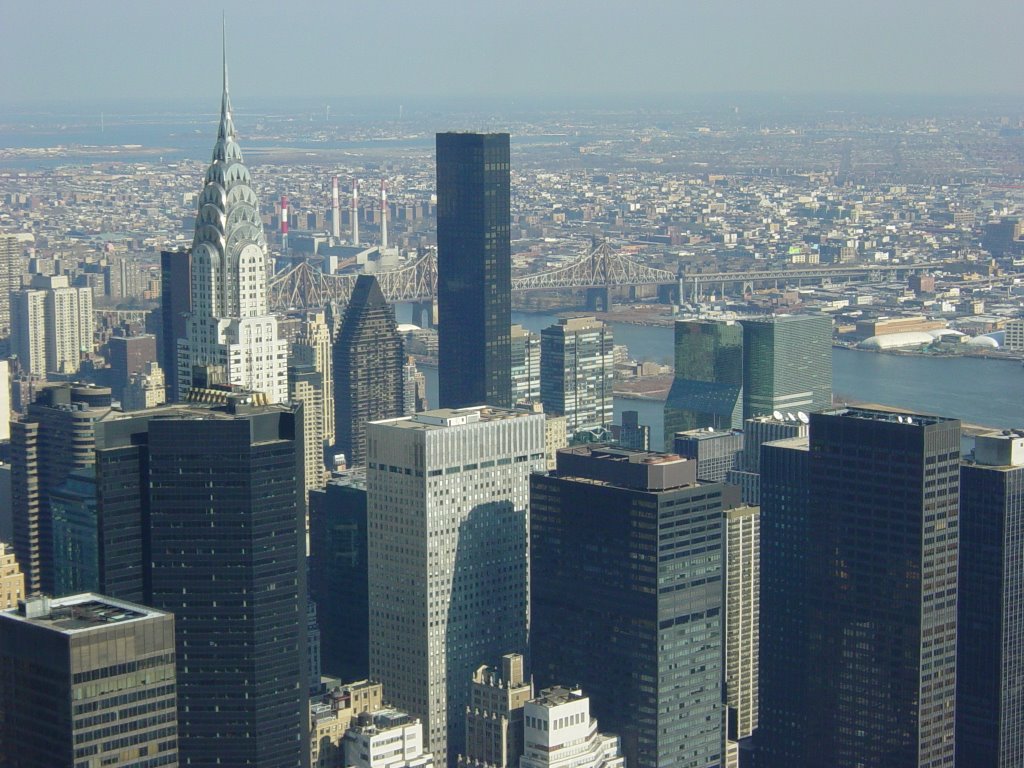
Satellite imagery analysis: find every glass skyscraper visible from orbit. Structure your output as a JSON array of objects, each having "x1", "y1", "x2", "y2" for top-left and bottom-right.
[
  {"x1": 436, "y1": 132, "x2": 512, "y2": 409},
  {"x1": 740, "y1": 314, "x2": 832, "y2": 419},
  {"x1": 540, "y1": 316, "x2": 614, "y2": 440}
]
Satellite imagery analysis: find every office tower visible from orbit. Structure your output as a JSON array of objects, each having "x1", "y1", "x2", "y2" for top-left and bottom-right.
[
  {"x1": 93, "y1": 395, "x2": 308, "y2": 767},
  {"x1": 309, "y1": 472, "x2": 369, "y2": 680},
  {"x1": 0, "y1": 542, "x2": 24, "y2": 608},
  {"x1": 758, "y1": 409, "x2": 959, "y2": 768},
  {"x1": 10, "y1": 285, "x2": 47, "y2": 377},
  {"x1": 540, "y1": 317, "x2": 614, "y2": 440},
  {"x1": 0, "y1": 233, "x2": 20, "y2": 344},
  {"x1": 367, "y1": 406, "x2": 545, "y2": 766},
  {"x1": 333, "y1": 274, "x2": 404, "y2": 467},
  {"x1": 176, "y1": 51, "x2": 288, "y2": 403},
  {"x1": 740, "y1": 314, "x2": 832, "y2": 419},
  {"x1": 663, "y1": 319, "x2": 744, "y2": 442},
  {"x1": 310, "y1": 680, "x2": 384, "y2": 768},
  {"x1": 121, "y1": 360, "x2": 167, "y2": 411},
  {"x1": 511, "y1": 324, "x2": 540, "y2": 404},
  {"x1": 725, "y1": 415, "x2": 808, "y2": 505},
  {"x1": 531, "y1": 446, "x2": 730, "y2": 768},
  {"x1": 0, "y1": 593, "x2": 178, "y2": 767},
  {"x1": 0, "y1": 359, "x2": 9, "y2": 442},
  {"x1": 458, "y1": 653, "x2": 533, "y2": 768},
  {"x1": 50, "y1": 466, "x2": 98, "y2": 596},
  {"x1": 519, "y1": 686, "x2": 624, "y2": 768},
  {"x1": 12, "y1": 274, "x2": 94, "y2": 376},
  {"x1": 436, "y1": 132, "x2": 512, "y2": 410},
  {"x1": 290, "y1": 363, "x2": 327, "y2": 495},
  {"x1": 611, "y1": 410, "x2": 650, "y2": 451},
  {"x1": 107, "y1": 333, "x2": 157, "y2": 400},
  {"x1": 11, "y1": 384, "x2": 112, "y2": 594},
  {"x1": 404, "y1": 357, "x2": 427, "y2": 415},
  {"x1": 957, "y1": 430, "x2": 1024, "y2": 767},
  {"x1": 293, "y1": 310, "x2": 335, "y2": 447},
  {"x1": 160, "y1": 249, "x2": 191, "y2": 401},
  {"x1": 673, "y1": 427, "x2": 744, "y2": 482},
  {"x1": 308, "y1": 601, "x2": 322, "y2": 692},
  {"x1": 343, "y1": 709, "x2": 435, "y2": 768},
  {"x1": 723, "y1": 505, "x2": 759, "y2": 768}
]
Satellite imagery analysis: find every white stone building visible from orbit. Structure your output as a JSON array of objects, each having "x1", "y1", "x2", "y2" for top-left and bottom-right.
[
  {"x1": 519, "y1": 687, "x2": 623, "y2": 768},
  {"x1": 344, "y1": 709, "x2": 435, "y2": 768}
]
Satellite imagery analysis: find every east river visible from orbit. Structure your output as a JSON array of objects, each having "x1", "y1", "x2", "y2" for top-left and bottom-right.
[{"x1": 405, "y1": 308, "x2": 1024, "y2": 449}]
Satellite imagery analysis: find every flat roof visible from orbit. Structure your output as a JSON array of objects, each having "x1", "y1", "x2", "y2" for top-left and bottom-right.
[{"x1": 0, "y1": 593, "x2": 168, "y2": 634}]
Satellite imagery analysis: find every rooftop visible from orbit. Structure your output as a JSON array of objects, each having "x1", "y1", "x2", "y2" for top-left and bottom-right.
[
  {"x1": 822, "y1": 406, "x2": 955, "y2": 427},
  {"x1": 1, "y1": 593, "x2": 167, "y2": 634},
  {"x1": 372, "y1": 405, "x2": 541, "y2": 431}
]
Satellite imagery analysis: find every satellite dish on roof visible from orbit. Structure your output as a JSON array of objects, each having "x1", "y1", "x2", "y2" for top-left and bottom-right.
[
  {"x1": 797, "y1": 411, "x2": 809, "y2": 424},
  {"x1": 773, "y1": 410, "x2": 784, "y2": 421},
  {"x1": 896, "y1": 416, "x2": 905, "y2": 423},
  {"x1": 786, "y1": 412, "x2": 797, "y2": 422}
]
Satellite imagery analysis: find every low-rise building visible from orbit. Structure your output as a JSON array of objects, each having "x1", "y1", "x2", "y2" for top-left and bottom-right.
[{"x1": 344, "y1": 708, "x2": 435, "y2": 768}]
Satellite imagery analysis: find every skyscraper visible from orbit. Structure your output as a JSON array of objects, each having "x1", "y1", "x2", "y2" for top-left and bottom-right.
[
  {"x1": 663, "y1": 320, "x2": 744, "y2": 442},
  {"x1": 93, "y1": 395, "x2": 309, "y2": 767},
  {"x1": 758, "y1": 408, "x2": 959, "y2": 768},
  {"x1": 540, "y1": 317, "x2": 614, "y2": 440},
  {"x1": 531, "y1": 446, "x2": 730, "y2": 768},
  {"x1": 292, "y1": 310, "x2": 335, "y2": 447},
  {"x1": 0, "y1": 233, "x2": 20, "y2": 346},
  {"x1": 289, "y1": 363, "x2": 326, "y2": 496},
  {"x1": 957, "y1": 430, "x2": 1024, "y2": 768},
  {"x1": 11, "y1": 274, "x2": 94, "y2": 377},
  {"x1": 511, "y1": 324, "x2": 540, "y2": 404},
  {"x1": 11, "y1": 384, "x2": 112, "y2": 594},
  {"x1": 176, "y1": 46, "x2": 288, "y2": 403},
  {"x1": 333, "y1": 274, "x2": 405, "y2": 467},
  {"x1": 367, "y1": 406, "x2": 545, "y2": 766},
  {"x1": 0, "y1": 593, "x2": 178, "y2": 767},
  {"x1": 160, "y1": 249, "x2": 191, "y2": 402},
  {"x1": 740, "y1": 314, "x2": 832, "y2": 419},
  {"x1": 436, "y1": 132, "x2": 512, "y2": 409}
]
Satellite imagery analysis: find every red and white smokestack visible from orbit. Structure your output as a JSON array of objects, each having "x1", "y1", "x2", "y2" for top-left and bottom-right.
[
  {"x1": 331, "y1": 176, "x2": 341, "y2": 240},
  {"x1": 280, "y1": 195, "x2": 289, "y2": 251},
  {"x1": 351, "y1": 179, "x2": 360, "y2": 246},
  {"x1": 380, "y1": 179, "x2": 388, "y2": 250}
]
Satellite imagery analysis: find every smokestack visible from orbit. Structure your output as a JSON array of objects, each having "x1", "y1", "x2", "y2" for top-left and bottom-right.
[
  {"x1": 380, "y1": 179, "x2": 388, "y2": 250},
  {"x1": 331, "y1": 176, "x2": 341, "y2": 240},
  {"x1": 280, "y1": 195, "x2": 289, "y2": 251},
  {"x1": 351, "y1": 179, "x2": 360, "y2": 246}
]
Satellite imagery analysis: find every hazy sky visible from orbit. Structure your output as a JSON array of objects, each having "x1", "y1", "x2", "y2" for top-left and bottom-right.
[{"x1": 2, "y1": 0, "x2": 1021, "y2": 106}]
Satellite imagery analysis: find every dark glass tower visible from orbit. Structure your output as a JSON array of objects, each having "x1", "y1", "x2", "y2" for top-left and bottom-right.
[
  {"x1": 741, "y1": 314, "x2": 832, "y2": 419},
  {"x1": 531, "y1": 446, "x2": 730, "y2": 768},
  {"x1": 957, "y1": 432, "x2": 1024, "y2": 768},
  {"x1": 759, "y1": 408, "x2": 960, "y2": 768},
  {"x1": 436, "y1": 132, "x2": 512, "y2": 409},
  {"x1": 92, "y1": 398, "x2": 308, "y2": 767},
  {"x1": 159, "y1": 249, "x2": 191, "y2": 402},
  {"x1": 663, "y1": 320, "x2": 743, "y2": 444},
  {"x1": 333, "y1": 274, "x2": 404, "y2": 467}
]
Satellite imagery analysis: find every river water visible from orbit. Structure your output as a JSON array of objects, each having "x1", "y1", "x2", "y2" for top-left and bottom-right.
[{"x1": 405, "y1": 308, "x2": 1024, "y2": 448}]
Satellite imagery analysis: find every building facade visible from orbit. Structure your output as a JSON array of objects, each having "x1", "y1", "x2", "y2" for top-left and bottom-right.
[
  {"x1": 0, "y1": 594, "x2": 178, "y2": 767},
  {"x1": 540, "y1": 317, "x2": 614, "y2": 441},
  {"x1": 0, "y1": 542, "x2": 24, "y2": 609},
  {"x1": 723, "y1": 505, "x2": 759, "y2": 768},
  {"x1": 957, "y1": 431, "x2": 1024, "y2": 768},
  {"x1": 367, "y1": 407, "x2": 545, "y2": 766},
  {"x1": 293, "y1": 310, "x2": 336, "y2": 447},
  {"x1": 519, "y1": 686, "x2": 624, "y2": 768},
  {"x1": 758, "y1": 409, "x2": 959, "y2": 768},
  {"x1": 511, "y1": 325, "x2": 540, "y2": 405},
  {"x1": 436, "y1": 133, "x2": 512, "y2": 410},
  {"x1": 531, "y1": 446, "x2": 730, "y2": 768},
  {"x1": 458, "y1": 653, "x2": 533, "y2": 768},
  {"x1": 344, "y1": 709, "x2": 435, "y2": 768},
  {"x1": 740, "y1": 314, "x2": 832, "y2": 419},
  {"x1": 673, "y1": 428, "x2": 744, "y2": 482},
  {"x1": 333, "y1": 274, "x2": 405, "y2": 467}
]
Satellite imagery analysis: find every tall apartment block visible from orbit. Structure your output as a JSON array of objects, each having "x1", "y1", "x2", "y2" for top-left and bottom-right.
[
  {"x1": 333, "y1": 274, "x2": 405, "y2": 467},
  {"x1": 176, "y1": 52, "x2": 288, "y2": 403},
  {"x1": 11, "y1": 274, "x2": 94, "y2": 377},
  {"x1": 540, "y1": 317, "x2": 614, "y2": 440},
  {"x1": 519, "y1": 686, "x2": 624, "y2": 768},
  {"x1": 0, "y1": 359, "x2": 9, "y2": 442},
  {"x1": 0, "y1": 233, "x2": 21, "y2": 349},
  {"x1": 93, "y1": 396, "x2": 309, "y2": 766},
  {"x1": 11, "y1": 384, "x2": 112, "y2": 594},
  {"x1": 367, "y1": 406, "x2": 545, "y2": 766},
  {"x1": 436, "y1": 133, "x2": 512, "y2": 409},
  {"x1": 511, "y1": 324, "x2": 540, "y2": 404},
  {"x1": 758, "y1": 408, "x2": 959, "y2": 768},
  {"x1": 957, "y1": 430, "x2": 1024, "y2": 767},
  {"x1": 290, "y1": 363, "x2": 327, "y2": 495},
  {"x1": 531, "y1": 446, "x2": 732, "y2": 768},
  {"x1": 159, "y1": 249, "x2": 191, "y2": 401},
  {"x1": 458, "y1": 653, "x2": 533, "y2": 768},
  {"x1": 723, "y1": 504, "x2": 759, "y2": 768},
  {"x1": 664, "y1": 319, "x2": 744, "y2": 441},
  {"x1": 0, "y1": 593, "x2": 178, "y2": 767}
]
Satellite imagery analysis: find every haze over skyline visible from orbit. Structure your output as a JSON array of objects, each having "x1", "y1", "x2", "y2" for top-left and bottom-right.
[{"x1": 2, "y1": 0, "x2": 1022, "y2": 109}]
